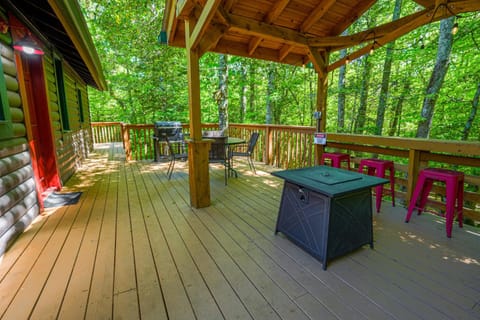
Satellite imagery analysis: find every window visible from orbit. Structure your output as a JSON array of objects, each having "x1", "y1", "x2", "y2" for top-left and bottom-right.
[
  {"x1": 77, "y1": 88, "x2": 84, "y2": 123},
  {"x1": 54, "y1": 58, "x2": 69, "y2": 130}
]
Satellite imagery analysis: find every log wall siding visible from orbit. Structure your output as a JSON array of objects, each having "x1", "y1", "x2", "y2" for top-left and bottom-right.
[
  {"x1": 0, "y1": 26, "x2": 39, "y2": 256},
  {"x1": 44, "y1": 54, "x2": 92, "y2": 184}
]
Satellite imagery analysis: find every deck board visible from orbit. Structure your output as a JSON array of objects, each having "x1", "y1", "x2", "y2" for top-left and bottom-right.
[{"x1": 0, "y1": 143, "x2": 479, "y2": 320}]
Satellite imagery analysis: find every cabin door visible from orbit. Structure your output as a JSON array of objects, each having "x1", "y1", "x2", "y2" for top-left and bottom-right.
[{"x1": 19, "y1": 55, "x2": 61, "y2": 200}]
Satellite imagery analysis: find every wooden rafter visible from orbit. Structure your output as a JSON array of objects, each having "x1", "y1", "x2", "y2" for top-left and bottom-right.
[
  {"x1": 190, "y1": 0, "x2": 222, "y2": 51},
  {"x1": 228, "y1": 13, "x2": 309, "y2": 47},
  {"x1": 300, "y1": 0, "x2": 336, "y2": 33},
  {"x1": 197, "y1": 23, "x2": 227, "y2": 56},
  {"x1": 308, "y1": 9, "x2": 427, "y2": 49},
  {"x1": 176, "y1": 0, "x2": 196, "y2": 19},
  {"x1": 247, "y1": 0, "x2": 290, "y2": 57}
]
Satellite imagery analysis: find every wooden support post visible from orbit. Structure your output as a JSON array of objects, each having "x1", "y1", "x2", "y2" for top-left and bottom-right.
[
  {"x1": 187, "y1": 139, "x2": 211, "y2": 208},
  {"x1": 314, "y1": 51, "x2": 329, "y2": 165},
  {"x1": 185, "y1": 19, "x2": 211, "y2": 208}
]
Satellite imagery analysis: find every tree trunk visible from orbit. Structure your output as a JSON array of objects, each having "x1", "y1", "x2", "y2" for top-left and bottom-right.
[
  {"x1": 375, "y1": 0, "x2": 402, "y2": 135},
  {"x1": 265, "y1": 63, "x2": 275, "y2": 124},
  {"x1": 354, "y1": 55, "x2": 372, "y2": 134},
  {"x1": 239, "y1": 66, "x2": 247, "y2": 123},
  {"x1": 388, "y1": 79, "x2": 410, "y2": 136},
  {"x1": 461, "y1": 82, "x2": 480, "y2": 140},
  {"x1": 215, "y1": 54, "x2": 228, "y2": 130},
  {"x1": 416, "y1": 17, "x2": 454, "y2": 138},
  {"x1": 337, "y1": 48, "x2": 347, "y2": 132},
  {"x1": 248, "y1": 62, "x2": 256, "y2": 122}
]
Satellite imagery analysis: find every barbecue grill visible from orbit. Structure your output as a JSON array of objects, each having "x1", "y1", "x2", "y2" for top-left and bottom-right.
[{"x1": 153, "y1": 121, "x2": 183, "y2": 162}]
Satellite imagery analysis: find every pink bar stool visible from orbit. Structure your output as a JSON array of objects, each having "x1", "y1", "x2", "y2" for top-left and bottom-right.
[
  {"x1": 405, "y1": 168, "x2": 464, "y2": 238},
  {"x1": 320, "y1": 152, "x2": 351, "y2": 170},
  {"x1": 358, "y1": 158, "x2": 395, "y2": 212}
]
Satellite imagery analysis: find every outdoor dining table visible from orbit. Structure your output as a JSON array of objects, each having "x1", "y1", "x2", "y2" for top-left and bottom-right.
[
  {"x1": 272, "y1": 165, "x2": 388, "y2": 270},
  {"x1": 203, "y1": 136, "x2": 246, "y2": 179}
]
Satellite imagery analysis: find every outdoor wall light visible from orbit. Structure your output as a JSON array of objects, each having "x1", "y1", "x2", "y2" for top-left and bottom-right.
[{"x1": 13, "y1": 36, "x2": 44, "y2": 55}]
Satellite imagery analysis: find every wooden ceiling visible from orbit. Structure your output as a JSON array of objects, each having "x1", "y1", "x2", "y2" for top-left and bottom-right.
[{"x1": 162, "y1": 0, "x2": 480, "y2": 73}]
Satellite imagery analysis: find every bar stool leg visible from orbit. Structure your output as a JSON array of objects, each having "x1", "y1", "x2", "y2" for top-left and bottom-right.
[
  {"x1": 406, "y1": 175, "x2": 426, "y2": 222},
  {"x1": 444, "y1": 180, "x2": 458, "y2": 238}
]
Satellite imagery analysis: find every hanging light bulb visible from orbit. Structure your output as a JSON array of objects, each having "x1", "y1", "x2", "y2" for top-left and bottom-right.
[
  {"x1": 345, "y1": 56, "x2": 350, "y2": 64},
  {"x1": 370, "y1": 45, "x2": 374, "y2": 55}
]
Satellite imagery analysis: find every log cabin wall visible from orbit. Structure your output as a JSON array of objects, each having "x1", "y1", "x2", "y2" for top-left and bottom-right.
[
  {"x1": 44, "y1": 53, "x2": 93, "y2": 183},
  {"x1": 0, "y1": 3, "x2": 96, "y2": 255},
  {"x1": 0, "y1": 10, "x2": 39, "y2": 256}
]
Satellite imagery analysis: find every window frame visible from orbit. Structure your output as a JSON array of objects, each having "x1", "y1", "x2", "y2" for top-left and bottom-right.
[{"x1": 54, "y1": 58, "x2": 70, "y2": 131}]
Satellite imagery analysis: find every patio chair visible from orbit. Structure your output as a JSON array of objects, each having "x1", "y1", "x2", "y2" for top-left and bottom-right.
[
  {"x1": 230, "y1": 132, "x2": 259, "y2": 174},
  {"x1": 166, "y1": 135, "x2": 188, "y2": 180},
  {"x1": 207, "y1": 136, "x2": 229, "y2": 185}
]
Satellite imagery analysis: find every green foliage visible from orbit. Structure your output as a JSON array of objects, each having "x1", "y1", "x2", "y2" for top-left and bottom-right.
[{"x1": 80, "y1": 0, "x2": 480, "y2": 141}]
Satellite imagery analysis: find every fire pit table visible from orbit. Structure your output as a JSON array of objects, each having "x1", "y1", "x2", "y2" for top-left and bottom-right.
[{"x1": 272, "y1": 165, "x2": 388, "y2": 270}]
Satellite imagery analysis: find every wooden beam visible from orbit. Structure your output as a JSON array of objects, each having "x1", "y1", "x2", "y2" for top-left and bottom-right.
[
  {"x1": 166, "y1": 0, "x2": 179, "y2": 44},
  {"x1": 300, "y1": 0, "x2": 336, "y2": 33},
  {"x1": 307, "y1": 47, "x2": 327, "y2": 77},
  {"x1": 190, "y1": 0, "x2": 222, "y2": 51},
  {"x1": 248, "y1": 37, "x2": 262, "y2": 56},
  {"x1": 227, "y1": 13, "x2": 309, "y2": 47},
  {"x1": 278, "y1": 44, "x2": 293, "y2": 61},
  {"x1": 197, "y1": 23, "x2": 226, "y2": 56},
  {"x1": 214, "y1": 40, "x2": 306, "y2": 66},
  {"x1": 176, "y1": 0, "x2": 196, "y2": 19}
]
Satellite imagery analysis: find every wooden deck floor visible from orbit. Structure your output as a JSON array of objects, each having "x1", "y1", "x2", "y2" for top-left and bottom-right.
[{"x1": 0, "y1": 143, "x2": 479, "y2": 320}]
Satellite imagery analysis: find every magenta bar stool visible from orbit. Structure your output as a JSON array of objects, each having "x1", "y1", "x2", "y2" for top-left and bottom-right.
[
  {"x1": 405, "y1": 168, "x2": 464, "y2": 238},
  {"x1": 320, "y1": 152, "x2": 351, "y2": 170},
  {"x1": 358, "y1": 158, "x2": 395, "y2": 212}
]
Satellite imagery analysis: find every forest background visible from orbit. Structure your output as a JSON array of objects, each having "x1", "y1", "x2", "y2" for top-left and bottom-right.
[{"x1": 79, "y1": 0, "x2": 480, "y2": 141}]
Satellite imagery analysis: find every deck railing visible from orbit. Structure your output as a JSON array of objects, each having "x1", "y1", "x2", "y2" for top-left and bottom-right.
[{"x1": 91, "y1": 122, "x2": 480, "y2": 222}]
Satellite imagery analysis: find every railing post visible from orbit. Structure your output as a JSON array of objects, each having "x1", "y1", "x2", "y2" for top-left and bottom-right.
[
  {"x1": 406, "y1": 148, "x2": 422, "y2": 203},
  {"x1": 120, "y1": 122, "x2": 126, "y2": 149},
  {"x1": 123, "y1": 123, "x2": 132, "y2": 161},
  {"x1": 265, "y1": 125, "x2": 273, "y2": 165}
]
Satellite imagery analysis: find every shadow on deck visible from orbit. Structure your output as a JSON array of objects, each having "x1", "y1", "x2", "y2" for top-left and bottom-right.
[{"x1": 0, "y1": 143, "x2": 479, "y2": 319}]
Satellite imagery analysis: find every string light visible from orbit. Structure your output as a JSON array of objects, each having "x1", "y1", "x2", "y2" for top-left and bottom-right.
[{"x1": 452, "y1": 21, "x2": 459, "y2": 35}]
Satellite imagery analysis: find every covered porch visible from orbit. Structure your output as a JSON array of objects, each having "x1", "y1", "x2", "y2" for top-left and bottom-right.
[{"x1": 0, "y1": 143, "x2": 478, "y2": 319}]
